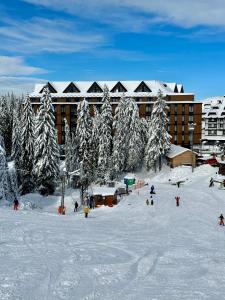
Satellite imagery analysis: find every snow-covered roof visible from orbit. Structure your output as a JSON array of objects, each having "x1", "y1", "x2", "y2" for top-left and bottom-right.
[
  {"x1": 124, "y1": 174, "x2": 135, "y2": 180},
  {"x1": 202, "y1": 96, "x2": 225, "y2": 118},
  {"x1": 30, "y1": 80, "x2": 192, "y2": 98},
  {"x1": 92, "y1": 187, "x2": 117, "y2": 196},
  {"x1": 166, "y1": 144, "x2": 194, "y2": 159}
]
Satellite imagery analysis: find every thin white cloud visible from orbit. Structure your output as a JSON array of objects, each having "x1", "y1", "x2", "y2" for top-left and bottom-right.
[
  {"x1": 22, "y1": 0, "x2": 225, "y2": 29},
  {"x1": 0, "y1": 56, "x2": 47, "y2": 76},
  {"x1": 0, "y1": 76, "x2": 45, "y2": 95},
  {"x1": 0, "y1": 17, "x2": 105, "y2": 54}
]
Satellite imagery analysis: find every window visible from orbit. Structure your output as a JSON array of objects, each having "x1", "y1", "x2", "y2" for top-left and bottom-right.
[
  {"x1": 61, "y1": 105, "x2": 66, "y2": 113},
  {"x1": 62, "y1": 123, "x2": 65, "y2": 132},
  {"x1": 220, "y1": 124, "x2": 224, "y2": 128},
  {"x1": 208, "y1": 130, "x2": 217, "y2": 135},
  {"x1": 189, "y1": 105, "x2": 194, "y2": 112},
  {"x1": 174, "y1": 115, "x2": 177, "y2": 122},
  {"x1": 182, "y1": 134, "x2": 184, "y2": 142},
  {"x1": 174, "y1": 105, "x2": 177, "y2": 113},
  {"x1": 111, "y1": 82, "x2": 127, "y2": 93},
  {"x1": 189, "y1": 115, "x2": 193, "y2": 122},
  {"x1": 66, "y1": 98, "x2": 71, "y2": 102},
  {"x1": 134, "y1": 81, "x2": 151, "y2": 93},
  {"x1": 182, "y1": 105, "x2": 185, "y2": 113},
  {"x1": 174, "y1": 125, "x2": 177, "y2": 131},
  {"x1": 146, "y1": 105, "x2": 152, "y2": 113},
  {"x1": 70, "y1": 105, "x2": 77, "y2": 114},
  {"x1": 182, "y1": 115, "x2": 185, "y2": 122},
  {"x1": 63, "y1": 82, "x2": 80, "y2": 93},
  {"x1": 87, "y1": 82, "x2": 103, "y2": 93},
  {"x1": 182, "y1": 125, "x2": 184, "y2": 131}
]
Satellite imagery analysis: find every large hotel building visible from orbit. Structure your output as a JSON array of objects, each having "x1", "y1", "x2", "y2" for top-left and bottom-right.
[{"x1": 30, "y1": 80, "x2": 202, "y2": 147}]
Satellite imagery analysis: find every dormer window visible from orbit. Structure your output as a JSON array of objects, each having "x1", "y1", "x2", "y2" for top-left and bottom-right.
[
  {"x1": 87, "y1": 82, "x2": 103, "y2": 93},
  {"x1": 134, "y1": 81, "x2": 151, "y2": 93},
  {"x1": 110, "y1": 82, "x2": 127, "y2": 93},
  {"x1": 40, "y1": 82, "x2": 57, "y2": 93},
  {"x1": 63, "y1": 82, "x2": 80, "y2": 93}
]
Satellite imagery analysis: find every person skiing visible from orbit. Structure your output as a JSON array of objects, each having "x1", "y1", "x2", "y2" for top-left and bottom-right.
[
  {"x1": 13, "y1": 198, "x2": 19, "y2": 210},
  {"x1": 146, "y1": 199, "x2": 149, "y2": 205},
  {"x1": 219, "y1": 214, "x2": 225, "y2": 226},
  {"x1": 150, "y1": 185, "x2": 155, "y2": 194},
  {"x1": 74, "y1": 201, "x2": 79, "y2": 212},
  {"x1": 83, "y1": 206, "x2": 90, "y2": 218},
  {"x1": 175, "y1": 196, "x2": 180, "y2": 207},
  {"x1": 150, "y1": 196, "x2": 154, "y2": 206}
]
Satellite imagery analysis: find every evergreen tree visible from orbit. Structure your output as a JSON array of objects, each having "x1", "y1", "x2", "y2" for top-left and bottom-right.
[
  {"x1": 0, "y1": 137, "x2": 9, "y2": 202},
  {"x1": 125, "y1": 98, "x2": 143, "y2": 171},
  {"x1": 64, "y1": 117, "x2": 73, "y2": 173},
  {"x1": 20, "y1": 95, "x2": 35, "y2": 194},
  {"x1": 11, "y1": 108, "x2": 22, "y2": 185},
  {"x1": 0, "y1": 96, "x2": 11, "y2": 156},
  {"x1": 97, "y1": 86, "x2": 113, "y2": 183},
  {"x1": 76, "y1": 99, "x2": 93, "y2": 183},
  {"x1": 33, "y1": 86, "x2": 60, "y2": 195},
  {"x1": 91, "y1": 106, "x2": 101, "y2": 181},
  {"x1": 111, "y1": 95, "x2": 129, "y2": 178},
  {"x1": 145, "y1": 90, "x2": 171, "y2": 171}
]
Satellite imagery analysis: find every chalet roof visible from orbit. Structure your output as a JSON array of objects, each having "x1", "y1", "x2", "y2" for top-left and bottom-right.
[
  {"x1": 166, "y1": 144, "x2": 195, "y2": 159},
  {"x1": 30, "y1": 80, "x2": 192, "y2": 98},
  {"x1": 202, "y1": 96, "x2": 225, "y2": 118},
  {"x1": 92, "y1": 187, "x2": 117, "y2": 196}
]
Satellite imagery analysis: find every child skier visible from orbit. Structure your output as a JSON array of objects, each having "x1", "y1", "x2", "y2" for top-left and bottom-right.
[
  {"x1": 175, "y1": 196, "x2": 180, "y2": 207},
  {"x1": 219, "y1": 214, "x2": 225, "y2": 226},
  {"x1": 83, "y1": 206, "x2": 90, "y2": 218},
  {"x1": 146, "y1": 199, "x2": 149, "y2": 205}
]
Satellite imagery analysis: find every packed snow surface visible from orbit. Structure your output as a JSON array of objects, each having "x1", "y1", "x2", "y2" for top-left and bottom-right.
[{"x1": 1, "y1": 165, "x2": 225, "y2": 300}]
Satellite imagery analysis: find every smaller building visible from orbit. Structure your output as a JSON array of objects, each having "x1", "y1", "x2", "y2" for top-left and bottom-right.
[
  {"x1": 202, "y1": 96, "x2": 225, "y2": 145},
  {"x1": 92, "y1": 187, "x2": 118, "y2": 207},
  {"x1": 166, "y1": 144, "x2": 197, "y2": 168}
]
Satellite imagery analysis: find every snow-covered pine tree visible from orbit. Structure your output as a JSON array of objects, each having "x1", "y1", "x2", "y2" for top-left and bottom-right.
[
  {"x1": 97, "y1": 86, "x2": 113, "y2": 183},
  {"x1": 111, "y1": 95, "x2": 130, "y2": 178},
  {"x1": 19, "y1": 95, "x2": 35, "y2": 195},
  {"x1": 0, "y1": 136, "x2": 9, "y2": 202},
  {"x1": 91, "y1": 106, "x2": 101, "y2": 181},
  {"x1": 0, "y1": 96, "x2": 12, "y2": 156},
  {"x1": 11, "y1": 107, "x2": 22, "y2": 185},
  {"x1": 64, "y1": 117, "x2": 73, "y2": 173},
  {"x1": 125, "y1": 98, "x2": 143, "y2": 171},
  {"x1": 76, "y1": 99, "x2": 93, "y2": 183},
  {"x1": 33, "y1": 86, "x2": 60, "y2": 195},
  {"x1": 145, "y1": 90, "x2": 171, "y2": 171}
]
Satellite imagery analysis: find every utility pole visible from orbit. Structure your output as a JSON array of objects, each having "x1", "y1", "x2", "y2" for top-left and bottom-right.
[
  {"x1": 61, "y1": 172, "x2": 66, "y2": 209},
  {"x1": 188, "y1": 123, "x2": 196, "y2": 172}
]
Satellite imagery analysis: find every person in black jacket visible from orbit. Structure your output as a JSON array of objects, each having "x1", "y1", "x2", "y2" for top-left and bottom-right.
[
  {"x1": 74, "y1": 201, "x2": 79, "y2": 212},
  {"x1": 219, "y1": 214, "x2": 224, "y2": 226}
]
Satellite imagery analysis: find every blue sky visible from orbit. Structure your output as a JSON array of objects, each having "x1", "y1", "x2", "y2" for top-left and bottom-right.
[{"x1": 0, "y1": 0, "x2": 225, "y2": 99}]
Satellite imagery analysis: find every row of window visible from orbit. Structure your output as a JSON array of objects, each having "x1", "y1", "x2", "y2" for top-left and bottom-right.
[{"x1": 207, "y1": 130, "x2": 225, "y2": 135}]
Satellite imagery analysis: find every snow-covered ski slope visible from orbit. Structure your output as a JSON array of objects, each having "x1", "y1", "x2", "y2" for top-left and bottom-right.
[{"x1": 1, "y1": 165, "x2": 225, "y2": 300}]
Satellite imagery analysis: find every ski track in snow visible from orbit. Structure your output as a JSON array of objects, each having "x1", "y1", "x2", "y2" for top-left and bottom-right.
[{"x1": 1, "y1": 165, "x2": 225, "y2": 299}]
